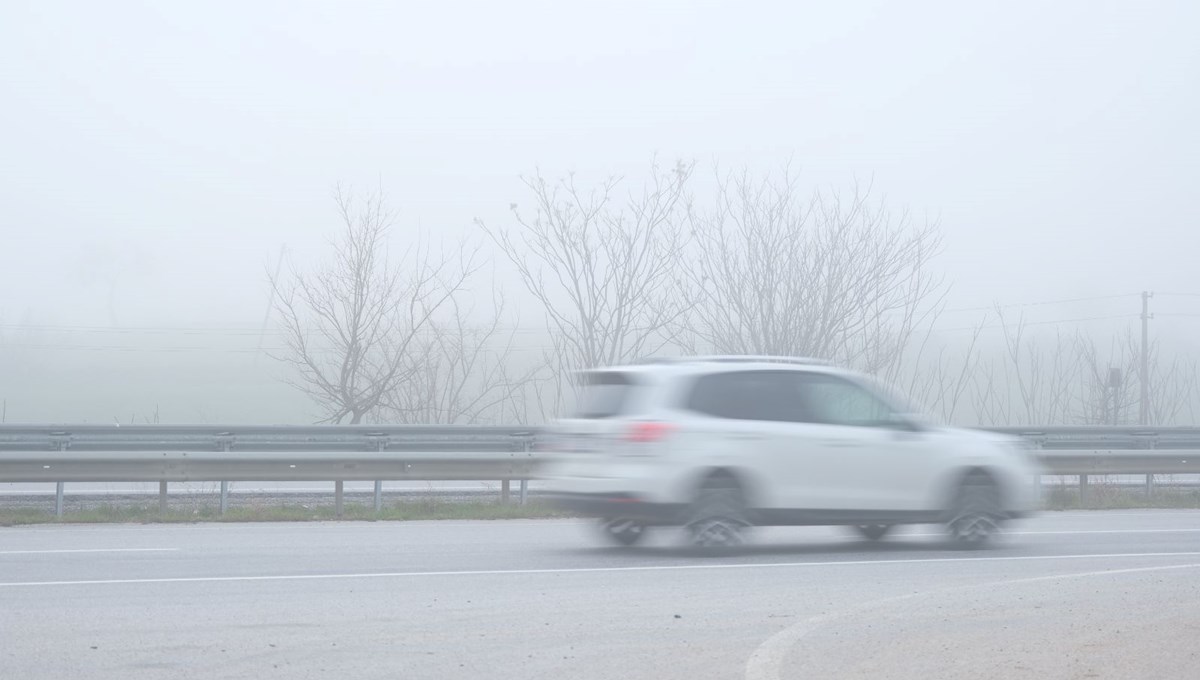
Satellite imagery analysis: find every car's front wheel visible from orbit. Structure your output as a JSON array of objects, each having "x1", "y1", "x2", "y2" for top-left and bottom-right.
[
  {"x1": 945, "y1": 475, "x2": 1002, "y2": 549},
  {"x1": 685, "y1": 481, "x2": 749, "y2": 553},
  {"x1": 597, "y1": 519, "x2": 648, "y2": 547}
]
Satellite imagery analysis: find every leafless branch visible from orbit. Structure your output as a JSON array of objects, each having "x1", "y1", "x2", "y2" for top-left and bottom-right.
[
  {"x1": 478, "y1": 159, "x2": 694, "y2": 417},
  {"x1": 682, "y1": 169, "x2": 945, "y2": 380},
  {"x1": 269, "y1": 185, "x2": 479, "y2": 424}
]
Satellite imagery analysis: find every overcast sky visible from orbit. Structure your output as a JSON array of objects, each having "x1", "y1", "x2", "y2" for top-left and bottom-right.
[{"x1": 2, "y1": 0, "x2": 1199, "y2": 420}]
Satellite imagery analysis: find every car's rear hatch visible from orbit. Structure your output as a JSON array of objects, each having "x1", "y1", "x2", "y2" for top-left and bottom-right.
[{"x1": 544, "y1": 368, "x2": 665, "y2": 458}]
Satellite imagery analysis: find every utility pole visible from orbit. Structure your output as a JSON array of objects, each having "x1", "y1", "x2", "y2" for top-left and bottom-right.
[
  {"x1": 1140, "y1": 291, "x2": 1153, "y2": 425},
  {"x1": 1141, "y1": 290, "x2": 1154, "y2": 498}
]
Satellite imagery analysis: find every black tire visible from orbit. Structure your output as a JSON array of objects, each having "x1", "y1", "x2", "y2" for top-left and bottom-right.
[
  {"x1": 853, "y1": 524, "x2": 893, "y2": 541},
  {"x1": 945, "y1": 475, "x2": 1003, "y2": 549},
  {"x1": 597, "y1": 519, "x2": 648, "y2": 547},
  {"x1": 684, "y1": 481, "x2": 749, "y2": 553}
]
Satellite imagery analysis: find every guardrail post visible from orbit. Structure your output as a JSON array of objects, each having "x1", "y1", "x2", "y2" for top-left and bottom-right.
[
  {"x1": 1145, "y1": 474, "x2": 1155, "y2": 497},
  {"x1": 218, "y1": 436, "x2": 233, "y2": 515},
  {"x1": 158, "y1": 481, "x2": 168, "y2": 513},
  {"x1": 50, "y1": 433, "x2": 70, "y2": 518},
  {"x1": 368, "y1": 434, "x2": 387, "y2": 513},
  {"x1": 519, "y1": 436, "x2": 530, "y2": 506},
  {"x1": 1079, "y1": 474, "x2": 1089, "y2": 507},
  {"x1": 501, "y1": 479, "x2": 510, "y2": 504},
  {"x1": 335, "y1": 480, "x2": 344, "y2": 518}
]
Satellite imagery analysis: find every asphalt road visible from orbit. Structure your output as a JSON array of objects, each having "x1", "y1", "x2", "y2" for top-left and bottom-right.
[{"x1": 2, "y1": 511, "x2": 1199, "y2": 680}]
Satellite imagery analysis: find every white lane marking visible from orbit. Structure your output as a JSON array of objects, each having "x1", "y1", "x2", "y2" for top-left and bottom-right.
[
  {"x1": 743, "y1": 561, "x2": 1200, "y2": 680},
  {"x1": 0, "y1": 519, "x2": 578, "y2": 533},
  {"x1": 1044, "y1": 511, "x2": 1200, "y2": 517},
  {"x1": 2, "y1": 551, "x2": 1200, "y2": 588},
  {"x1": 932, "y1": 527, "x2": 1200, "y2": 536},
  {"x1": 0, "y1": 548, "x2": 179, "y2": 556},
  {"x1": 1018, "y1": 528, "x2": 1200, "y2": 535}
]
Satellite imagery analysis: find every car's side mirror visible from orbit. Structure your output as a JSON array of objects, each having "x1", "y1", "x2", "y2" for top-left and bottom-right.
[{"x1": 886, "y1": 412, "x2": 925, "y2": 433}]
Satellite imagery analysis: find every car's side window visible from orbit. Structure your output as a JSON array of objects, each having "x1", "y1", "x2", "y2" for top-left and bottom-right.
[
  {"x1": 685, "y1": 370, "x2": 806, "y2": 422},
  {"x1": 792, "y1": 373, "x2": 897, "y2": 428}
]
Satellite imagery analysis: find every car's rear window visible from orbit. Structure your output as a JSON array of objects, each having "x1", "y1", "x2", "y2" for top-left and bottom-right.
[{"x1": 572, "y1": 371, "x2": 638, "y2": 419}]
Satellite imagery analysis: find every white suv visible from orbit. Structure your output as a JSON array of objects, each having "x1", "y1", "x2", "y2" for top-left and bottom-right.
[{"x1": 542, "y1": 356, "x2": 1041, "y2": 550}]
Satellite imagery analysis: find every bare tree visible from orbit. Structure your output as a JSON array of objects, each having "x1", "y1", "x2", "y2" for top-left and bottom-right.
[
  {"x1": 1072, "y1": 333, "x2": 1136, "y2": 425},
  {"x1": 1074, "y1": 330, "x2": 1200, "y2": 426},
  {"x1": 988, "y1": 311, "x2": 1082, "y2": 426},
  {"x1": 683, "y1": 169, "x2": 945, "y2": 382},
  {"x1": 903, "y1": 321, "x2": 987, "y2": 424},
  {"x1": 478, "y1": 160, "x2": 694, "y2": 413},
  {"x1": 966, "y1": 314, "x2": 1200, "y2": 427},
  {"x1": 1144, "y1": 344, "x2": 1200, "y2": 425},
  {"x1": 380, "y1": 291, "x2": 537, "y2": 424},
  {"x1": 270, "y1": 186, "x2": 477, "y2": 424}
]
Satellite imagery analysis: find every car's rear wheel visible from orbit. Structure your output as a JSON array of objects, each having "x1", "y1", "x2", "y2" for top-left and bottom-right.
[
  {"x1": 853, "y1": 524, "x2": 892, "y2": 541},
  {"x1": 946, "y1": 475, "x2": 1002, "y2": 549},
  {"x1": 597, "y1": 519, "x2": 648, "y2": 547},
  {"x1": 685, "y1": 480, "x2": 749, "y2": 553}
]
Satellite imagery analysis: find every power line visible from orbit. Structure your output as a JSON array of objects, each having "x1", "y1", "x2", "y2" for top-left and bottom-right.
[
  {"x1": 1, "y1": 316, "x2": 1140, "y2": 352},
  {"x1": 0, "y1": 342, "x2": 561, "y2": 354},
  {"x1": 0, "y1": 323, "x2": 551, "y2": 337},
  {"x1": 940, "y1": 293, "x2": 1139, "y2": 315},
  {"x1": 0, "y1": 343, "x2": 274, "y2": 354},
  {"x1": 0, "y1": 293, "x2": 1157, "y2": 347},
  {"x1": 931, "y1": 314, "x2": 1138, "y2": 333},
  {"x1": 0, "y1": 294, "x2": 1149, "y2": 336}
]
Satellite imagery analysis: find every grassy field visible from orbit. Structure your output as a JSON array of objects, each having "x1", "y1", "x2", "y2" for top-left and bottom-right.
[{"x1": 0, "y1": 500, "x2": 572, "y2": 527}]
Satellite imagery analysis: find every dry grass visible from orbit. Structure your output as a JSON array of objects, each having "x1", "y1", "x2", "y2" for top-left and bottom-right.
[
  {"x1": 1041, "y1": 484, "x2": 1200, "y2": 510},
  {"x1": 0, "y1": 500, "x2": 571, "y2": 526}
]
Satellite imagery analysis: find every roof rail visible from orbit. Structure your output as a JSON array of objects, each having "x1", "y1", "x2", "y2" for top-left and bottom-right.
[
  {"x1": 628, "y1": 355, "x2": 831, "y2": 366},
  {"x1": 691, "y1": 355, "x2": 831, "y2": 366}
]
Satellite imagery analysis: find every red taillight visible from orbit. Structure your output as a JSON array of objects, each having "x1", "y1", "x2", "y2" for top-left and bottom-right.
[{"x1": 625, "y1": 421, "x2": 675, "y2": 443}]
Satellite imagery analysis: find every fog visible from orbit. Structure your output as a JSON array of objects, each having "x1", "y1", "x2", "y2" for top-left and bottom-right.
[{"x1": 2, "y1": 0, "x2": 1199, "y2": 424}]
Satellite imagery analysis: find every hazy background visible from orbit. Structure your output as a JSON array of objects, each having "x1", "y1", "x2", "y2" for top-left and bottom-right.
[{"x1": 2, "y1": 0, "x2": 1198, "y2": 423}]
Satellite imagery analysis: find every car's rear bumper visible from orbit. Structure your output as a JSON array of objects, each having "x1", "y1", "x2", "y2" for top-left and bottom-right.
[{"x1": 544, "y1": 492, "x2": 684, "y2": 524}]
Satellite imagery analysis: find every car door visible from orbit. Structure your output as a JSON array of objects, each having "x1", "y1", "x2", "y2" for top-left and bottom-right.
[
  {"x1": 789, "y1": 373, "x2": 943, "y2": 512},
  {"x1": 680, "y1": 370, "x2": 813, "y2": 510}
]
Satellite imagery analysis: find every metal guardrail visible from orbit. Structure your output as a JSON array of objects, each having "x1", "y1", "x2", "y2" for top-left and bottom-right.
[
  {"x1": 985, "y1": 426, "x2": 1200, "y2": 479},
  {"x1": 987, "y1": 426, "x2": 1200, "y2": 449},
  {"x1": 2, "y1": 424, "x2": 1198, "y2": 516},
  {"x1": 0, "y1": 425, "x2": 537, "y2": 516}
]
